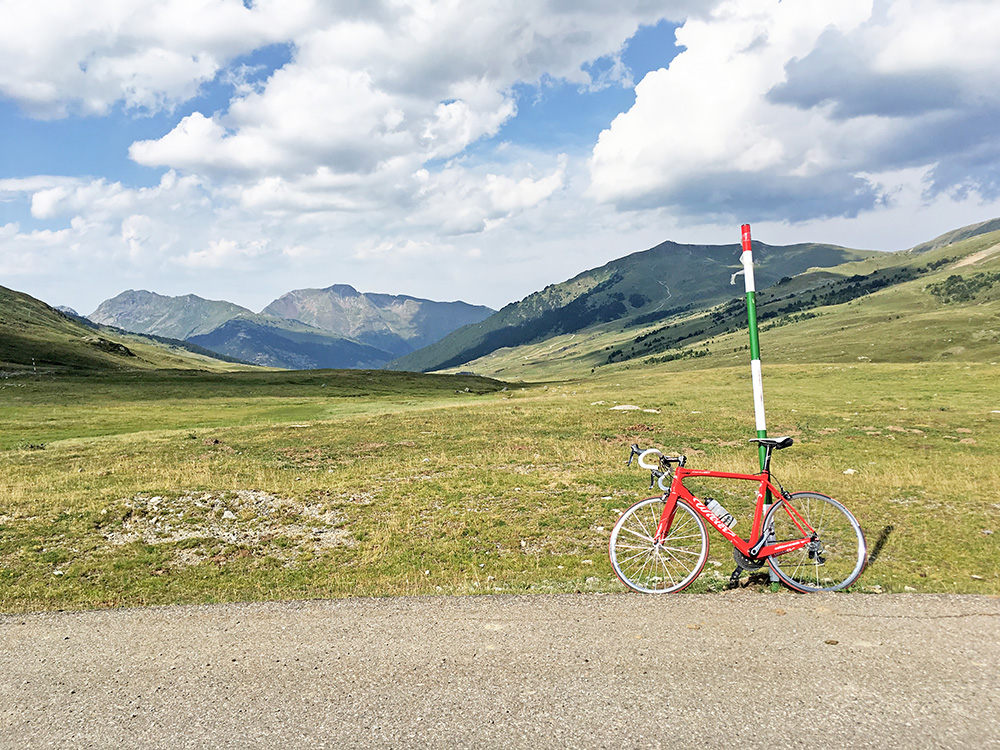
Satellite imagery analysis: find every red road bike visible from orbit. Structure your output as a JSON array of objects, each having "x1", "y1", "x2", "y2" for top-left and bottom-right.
[{"x1": 609, "y1": 437, "x2": 867, "y2": 593}]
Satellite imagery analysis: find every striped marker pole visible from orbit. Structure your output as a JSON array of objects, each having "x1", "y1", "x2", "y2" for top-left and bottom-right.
[
  {"x1": 741, "y1": 224, "x2": 779, "y2": 586},
  {"x1": 739, "y1": 224, "x2": 768, "y2": 471}
]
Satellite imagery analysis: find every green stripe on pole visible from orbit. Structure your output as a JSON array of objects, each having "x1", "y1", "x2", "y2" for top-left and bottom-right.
[
  {"x1": 746, "y1": 290, "x2": 767, "y2": 470},
  {"x1": 745, "y1": 292, "x2": 761, "y2": 365}
]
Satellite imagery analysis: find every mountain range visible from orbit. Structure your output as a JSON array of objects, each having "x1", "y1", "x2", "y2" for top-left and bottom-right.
[
  {"x1": 387, "y1": 238, "x2": 878, "y2": 372},
  {"x1": 86, "y1": 240, "x2": 873, "y2": 372},
  {"x1": 87, "y1": 286, "x2": 494, "y2": 369},
  {"x1": 5, "y1": 216, "x2": 1000, "y2": 376},
  {"x1": 421, "y1": 217, "x2": 1000, "y2": 379}
]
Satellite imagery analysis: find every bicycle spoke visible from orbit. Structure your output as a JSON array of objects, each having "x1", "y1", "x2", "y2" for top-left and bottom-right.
[
  {"x1": 618, "y1": 527, "x2": 656, "y2": 545},
  {"x1": 616, "y1": 546, "x2": 657, "y2": 568}
]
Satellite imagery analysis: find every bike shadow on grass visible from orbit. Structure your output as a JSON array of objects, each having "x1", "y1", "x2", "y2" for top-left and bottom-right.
[{"x1": 866, "y1": 524, "x2": 894, "y2": 567}]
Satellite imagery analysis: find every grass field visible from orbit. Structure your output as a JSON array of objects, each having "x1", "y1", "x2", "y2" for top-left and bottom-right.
[{"x1": 2, "y1": 361, "x2": 998, "y2": 612}]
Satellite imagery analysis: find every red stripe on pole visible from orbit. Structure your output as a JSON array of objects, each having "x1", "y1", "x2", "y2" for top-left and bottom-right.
[{"x1": 741, "y1": 223, "x2": 752, "y2": 253}]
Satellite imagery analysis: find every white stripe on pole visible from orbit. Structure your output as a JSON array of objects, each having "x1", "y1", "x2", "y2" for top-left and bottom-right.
[
  {"x1": 740, "y1": 250, "x2": 756, "y2": 292},
  {"x1": 750, "y1": 358, "x2": 766, "y2": 432}
]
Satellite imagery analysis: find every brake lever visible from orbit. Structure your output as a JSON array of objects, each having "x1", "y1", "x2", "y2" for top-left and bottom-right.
[{"x1": 626, "y1": 443, "x2": 642, "y2": 467}]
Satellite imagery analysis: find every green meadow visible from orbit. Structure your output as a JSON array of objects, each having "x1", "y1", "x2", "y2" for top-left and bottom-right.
[{"x1": 2, "y1": 361, "x2": 998, "y2": 612}]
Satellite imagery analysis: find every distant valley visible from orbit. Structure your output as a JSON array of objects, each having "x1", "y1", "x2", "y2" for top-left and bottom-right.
[
  {"x1": 86, "y1": 238, "x2": 879, "y2": 372},
  {"x1": 87, "y1": 286, "x2": 495, "y2": 369}
]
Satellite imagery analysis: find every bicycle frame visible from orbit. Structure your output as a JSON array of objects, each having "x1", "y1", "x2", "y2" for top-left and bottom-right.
[{"x1": 654, "y1": 466, "x2": 816, "y2": 560}]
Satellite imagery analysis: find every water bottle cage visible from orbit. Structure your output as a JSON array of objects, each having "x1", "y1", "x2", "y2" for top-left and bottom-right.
[{"x1": 704, "y1": 497, "x2": 735, "y2": 528}]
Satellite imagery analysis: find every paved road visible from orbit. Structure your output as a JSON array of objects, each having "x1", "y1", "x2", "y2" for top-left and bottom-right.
[{"x1": 2, "y1": 592, "x2": 998, "y2": 749}]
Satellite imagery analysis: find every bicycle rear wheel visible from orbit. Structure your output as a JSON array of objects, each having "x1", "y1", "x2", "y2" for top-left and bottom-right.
[
  {"x1": 764, "y1": 492, "x2": 866, "y2": 592},
  {"x1": 609, "y1": 497, "x2": 708, "y2": 594}
]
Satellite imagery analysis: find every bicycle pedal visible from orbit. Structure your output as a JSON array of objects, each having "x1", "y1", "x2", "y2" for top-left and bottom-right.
[{"x1": 727, "y1": 568, "x2": 743, "y2": 589}]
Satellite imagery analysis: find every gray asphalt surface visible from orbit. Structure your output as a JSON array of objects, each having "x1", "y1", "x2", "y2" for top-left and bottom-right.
[{"x1": 2, "y1": 592, "x2": 998, "y2": 749}]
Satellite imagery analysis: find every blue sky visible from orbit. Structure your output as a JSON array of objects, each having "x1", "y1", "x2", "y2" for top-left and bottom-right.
[
  {"x1": 0, "y1": 43, "x2": 293, "y2": 188},
  {"x1": 490, "y1": 21, "x2": 682, "y2": 152},
  {"x1": 2, "y1": 1, "x2": 1000, "y2": 314}
]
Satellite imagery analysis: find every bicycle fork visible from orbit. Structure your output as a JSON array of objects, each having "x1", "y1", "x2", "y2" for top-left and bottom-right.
[{"x1": 653, "y1": 493, "x2": 680, "y2": 543}]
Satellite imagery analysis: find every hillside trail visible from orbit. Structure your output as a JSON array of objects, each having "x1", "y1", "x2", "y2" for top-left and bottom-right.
[
  {"x1": 953, "y1": 241, "x2": 1000, "y2": 267},
  {"x1": 2, "y1": 592, "x2": 998, "y2": 749}
]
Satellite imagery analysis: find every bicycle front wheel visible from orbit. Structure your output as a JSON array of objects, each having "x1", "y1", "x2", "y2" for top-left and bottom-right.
[
  {"x1": 764, "y1": 492, "x2": 866, "y2": 592},
  {"x1": 609, "y1": 497, "x2": 708, "y2": 594}
]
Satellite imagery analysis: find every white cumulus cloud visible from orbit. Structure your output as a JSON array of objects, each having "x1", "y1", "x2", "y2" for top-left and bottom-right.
[
  {"x1": 589, "y1": 0, "x2": 1000, "y2": 222},
  {"x1": 0, "y1": 0, "x2": 317, "y2": 117}
]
